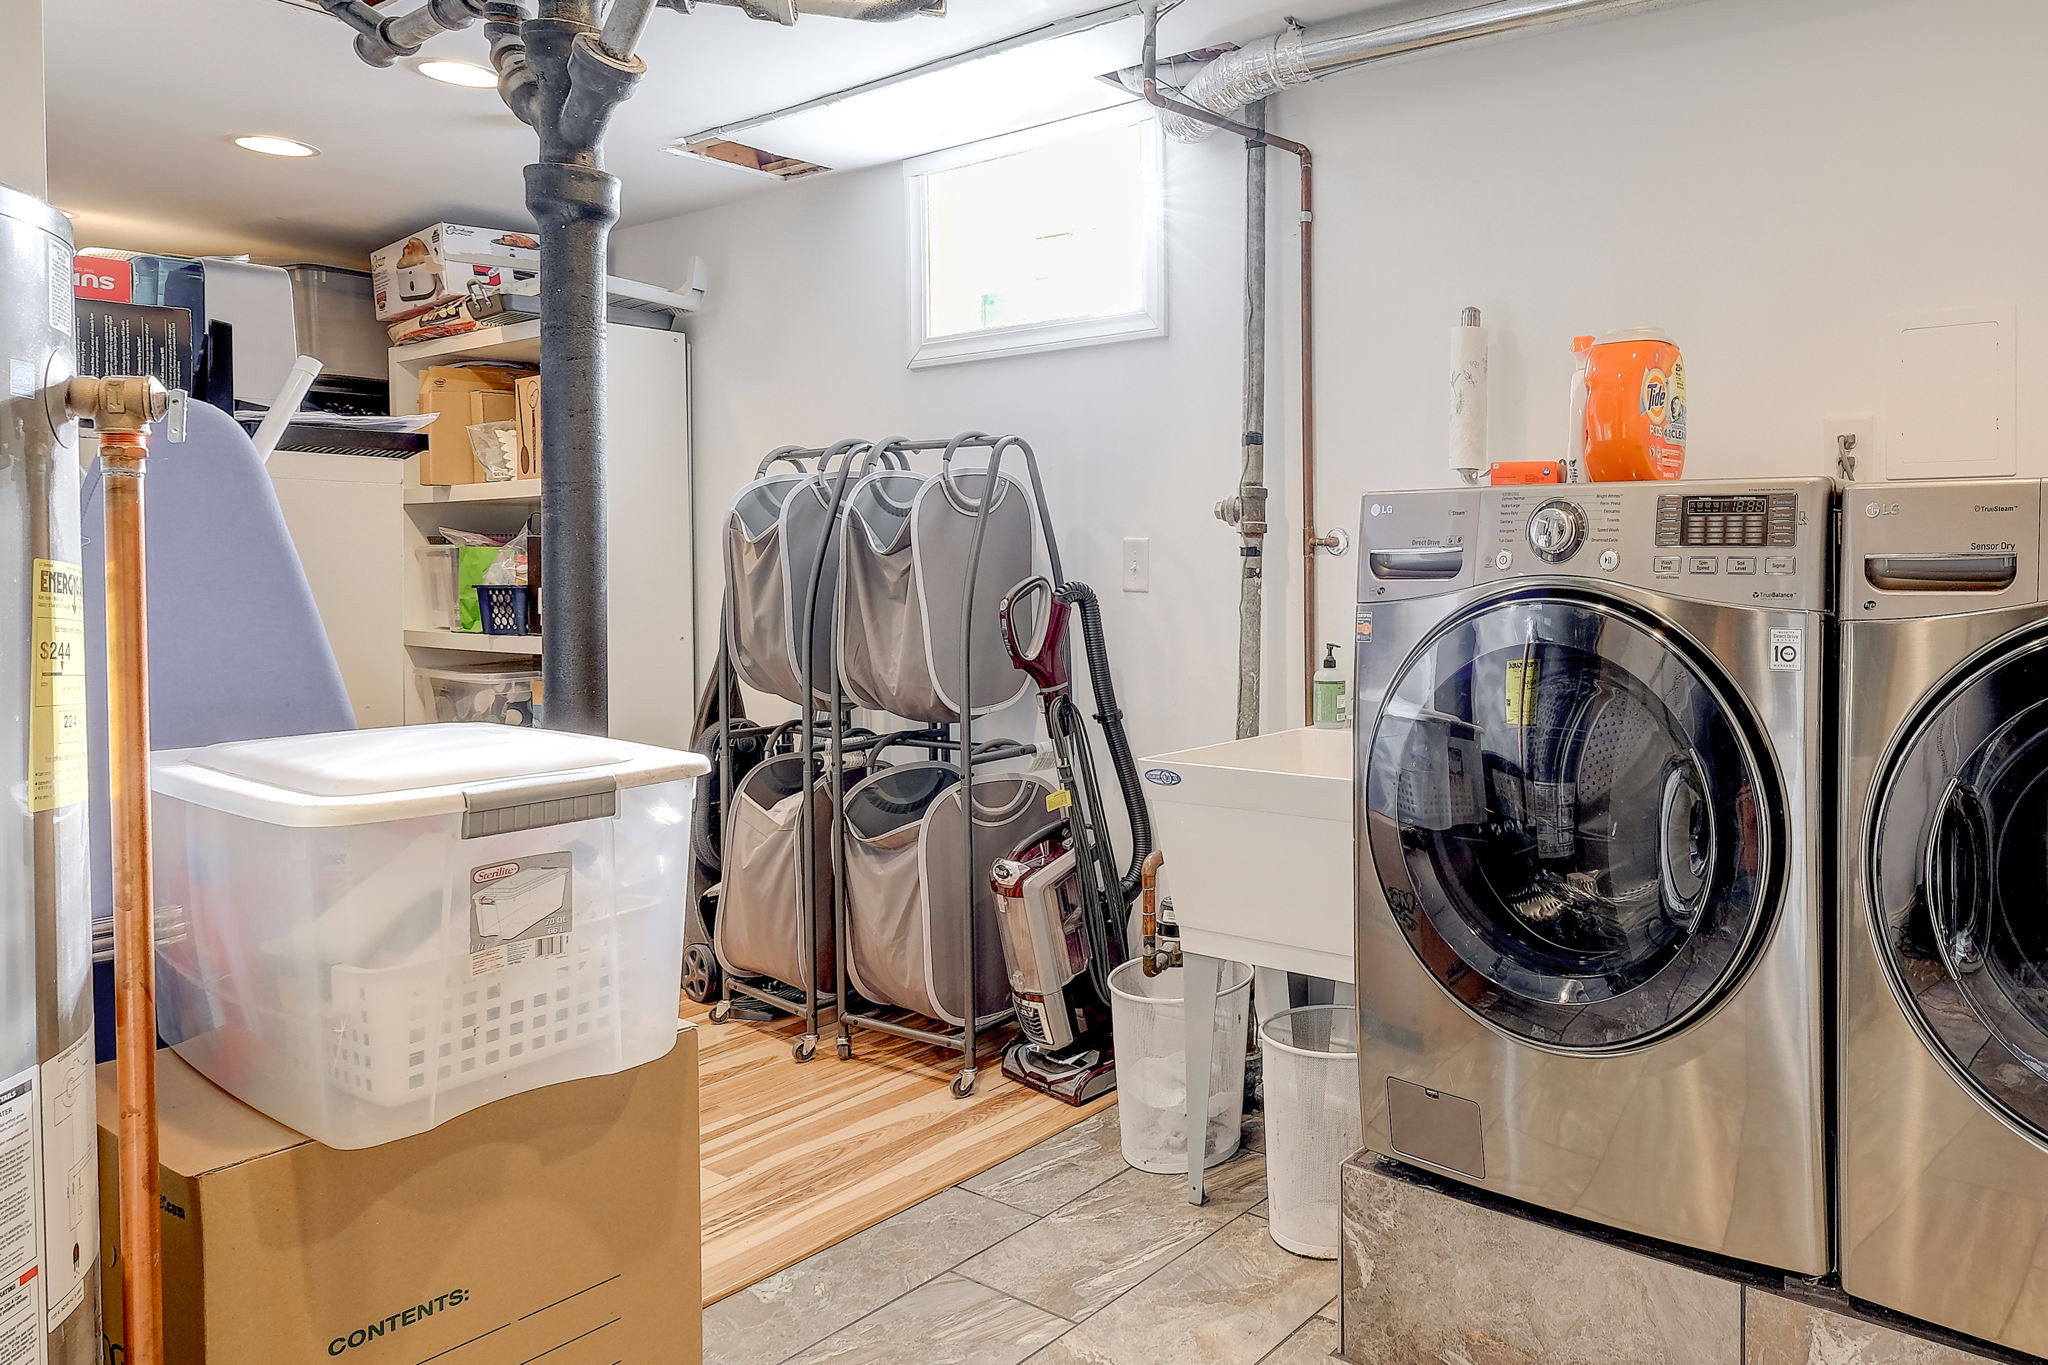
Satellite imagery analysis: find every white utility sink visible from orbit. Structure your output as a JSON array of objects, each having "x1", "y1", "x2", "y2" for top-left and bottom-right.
[{"x1": 1140, "y1": 727, "x2": 1354, "y2": 984}]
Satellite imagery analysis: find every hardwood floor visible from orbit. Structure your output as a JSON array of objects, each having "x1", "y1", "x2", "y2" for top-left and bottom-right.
[{"x1": 684, "y1": 996, "x2": 1112, "y2": 1304}]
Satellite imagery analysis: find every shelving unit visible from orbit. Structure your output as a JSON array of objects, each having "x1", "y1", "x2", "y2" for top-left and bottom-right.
[
  {"x1": 404, "y1": 477, "x2": 541, "y2": 506},
  {"x1": 403, "y1": 628, "x2": 546, "y2": 655},
  {"x1": 388, "y1": 320, "x2": 696, "y2": 746}
]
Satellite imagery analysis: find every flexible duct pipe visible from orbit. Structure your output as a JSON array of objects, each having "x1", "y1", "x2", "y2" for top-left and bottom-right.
[{"x1": 1155, "y1": 0, "x2": 1692, "y2": 141}]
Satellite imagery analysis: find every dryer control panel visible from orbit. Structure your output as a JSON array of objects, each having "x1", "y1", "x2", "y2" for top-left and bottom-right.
[
  {"x1": 1472, "y1": 478, "x2": 1833, "y2": 612},
  {"x1": 1840, "y1": 478, "x2": 2045, "y2": 621}
]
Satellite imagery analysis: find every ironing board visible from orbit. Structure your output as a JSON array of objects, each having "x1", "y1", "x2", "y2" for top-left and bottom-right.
[{"x1": 81, "y1": 400, "x2": 353, "y2": 1054}]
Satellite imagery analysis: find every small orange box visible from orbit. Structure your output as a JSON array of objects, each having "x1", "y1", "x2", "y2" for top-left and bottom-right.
[{"x1": 1490, "y1": 461, "x2": 1565, "y2": 485}]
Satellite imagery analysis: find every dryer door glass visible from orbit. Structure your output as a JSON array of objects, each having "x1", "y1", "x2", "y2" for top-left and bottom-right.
[
  {"x1": 1870, "y1": 637, "x2": 2048, "y2": 1137},
  {"x1": 1366, "y1": 593, "x2": 1777, "y2": 1050}
]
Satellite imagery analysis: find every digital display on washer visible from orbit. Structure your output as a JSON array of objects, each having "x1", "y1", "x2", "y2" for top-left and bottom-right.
[{"x1": 1656, "y1": 492, "x2": 1797, "y2": 548}]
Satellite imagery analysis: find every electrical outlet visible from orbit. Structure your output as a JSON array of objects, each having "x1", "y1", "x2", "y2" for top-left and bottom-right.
[
  {"x1": 1122, "y1": 537, "x2": 1151, "y2": 593},
  {"x1": 1824, "y1": 414, "x2": 1875, "y2": 480}
]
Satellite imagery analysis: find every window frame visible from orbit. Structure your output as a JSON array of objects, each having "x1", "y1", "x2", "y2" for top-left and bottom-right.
[{"x1": 903, "y1": 104, "x2": 1167, "y2": 370}]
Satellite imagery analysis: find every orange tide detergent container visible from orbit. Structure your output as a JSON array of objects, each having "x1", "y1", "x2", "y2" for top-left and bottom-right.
[{"x1": 1573, "y1": 329, "x2": 1686, "y2": 481}]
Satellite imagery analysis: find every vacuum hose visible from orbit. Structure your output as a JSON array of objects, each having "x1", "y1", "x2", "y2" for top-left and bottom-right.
[{"x1": 1054, "y1": 582, "x2": 1153, "y2": 898}]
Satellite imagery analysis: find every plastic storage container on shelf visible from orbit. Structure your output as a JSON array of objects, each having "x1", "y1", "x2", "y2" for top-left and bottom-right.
[
  {"x1": 150, "y1": 724, "x2": 710, "y2": 1149},
  {"x1": 417, "y1": 662, "x2": 542, "y2": 726},
  {"x1": 416, "y1": 544, "x2": 463, "y2": 630}
]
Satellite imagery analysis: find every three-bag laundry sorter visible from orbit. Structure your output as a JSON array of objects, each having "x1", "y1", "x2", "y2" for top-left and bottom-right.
[{"x1": 706, "y1": 432, "x2": 1062, "y2": 1096}]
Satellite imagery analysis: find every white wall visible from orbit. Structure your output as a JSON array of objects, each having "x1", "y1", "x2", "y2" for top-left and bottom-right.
[
  {"x1": 1, "y1": 0, "x2": 46, "y2": 196},
  {"x1": 615, "y1": 0, "x2": 2048, "y2": 753},
  {"x1": 614, "y1": 122, "x2": 1251, "y2": 762}
]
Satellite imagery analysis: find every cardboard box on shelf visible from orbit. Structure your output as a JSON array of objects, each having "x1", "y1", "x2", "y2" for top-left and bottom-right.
[
  {"x1": 515, "y1": 373, "x2": 542, "y2": 477},
  {"x1": 417, "y1": 363, "x2": 535, "y2": 484},
  {"x1": 99, "y1": 1029, "x2": 700, "y2": 1365},
  {"x1": 371, "y1": 223, "x2": 540, "y2": 322}
]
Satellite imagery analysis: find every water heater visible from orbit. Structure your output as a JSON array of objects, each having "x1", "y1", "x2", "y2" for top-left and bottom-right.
[{"x1": 0, "y1": 181, "x2": 103, "y2": 1365}]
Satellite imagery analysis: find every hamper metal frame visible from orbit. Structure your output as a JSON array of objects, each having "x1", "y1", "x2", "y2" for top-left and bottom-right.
[{"x1": 709, "y1": 432, "x2": 1061, "y2": 1097}]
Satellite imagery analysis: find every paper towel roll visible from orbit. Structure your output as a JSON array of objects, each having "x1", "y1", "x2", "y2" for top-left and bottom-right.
[{"x1": 1449, "y1": 312, "x2": 1490, "y2": 480}]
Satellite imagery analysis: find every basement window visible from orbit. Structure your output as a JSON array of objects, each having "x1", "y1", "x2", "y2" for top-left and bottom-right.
[{"x1": 905, "y1": 105, "x2": 1165, "y2": 368}]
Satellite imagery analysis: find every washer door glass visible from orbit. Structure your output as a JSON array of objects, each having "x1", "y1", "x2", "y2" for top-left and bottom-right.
[
  {"x1": 1366, "y1": 593, "x2": 1777, "y2": 1050},
  {"x1": 1870, "y1": 636, "x2": 2048, "y2": 1138}
]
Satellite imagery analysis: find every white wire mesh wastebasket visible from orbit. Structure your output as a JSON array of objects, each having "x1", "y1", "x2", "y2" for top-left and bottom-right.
[
  {"x1": 1259, "y1": 1004, "x2": 1360, "y2": 1258},
  {"x1": 1108, "y1": 958, "x2": 1253, "y2": 1174}
]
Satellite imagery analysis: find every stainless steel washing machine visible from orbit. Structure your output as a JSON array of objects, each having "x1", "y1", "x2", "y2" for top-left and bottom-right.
[
  {"x1": 1839, "y1": 479, "x2": 2048, "y2": 1353},
  {"x1": 1353, "y1": 478, "x2": 1833, "y2": 1275}
]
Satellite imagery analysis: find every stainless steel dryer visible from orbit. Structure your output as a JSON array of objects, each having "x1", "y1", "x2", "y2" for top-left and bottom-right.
[
  {"x1": 1839, "y1": 479, "x2": 2048, "y2": 1353},
  {"x1": 1353, "y1": 478, "x2": 1832, "y2": 1275}
]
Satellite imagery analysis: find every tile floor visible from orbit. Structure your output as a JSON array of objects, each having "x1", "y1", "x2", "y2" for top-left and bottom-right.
[{"x1": 705, "y1": 1106, "x2": 1341, "y2": 1365}]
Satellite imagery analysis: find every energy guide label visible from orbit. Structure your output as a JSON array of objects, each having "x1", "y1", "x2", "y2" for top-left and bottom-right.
[
  {"x1": 0, "y1": 1068, "x2": 45, "y2": 1365},
  {"x1": 29, "y1": 560, "x2": 85, "y2": 813}
]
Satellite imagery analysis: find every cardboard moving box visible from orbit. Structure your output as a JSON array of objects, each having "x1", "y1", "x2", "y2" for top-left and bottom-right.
[
  {"x1": 98, "y1": 1028, "x2": 700, "y2": 1365},
  {"x1": 416, "y1": 364, "x2": 534, "y2": 485}
]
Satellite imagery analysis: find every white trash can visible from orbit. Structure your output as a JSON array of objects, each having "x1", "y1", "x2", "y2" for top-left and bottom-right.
[
  {"x1": 1109, "y1": 958, "x2": 1253, "y2": 1174},
  {"x1": 1259, "y1": 1004, "x2": 1360, "y2": 1259}
]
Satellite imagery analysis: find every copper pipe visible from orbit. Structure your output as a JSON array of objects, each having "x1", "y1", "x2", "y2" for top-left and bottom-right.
[
  {"x1": 102, "y1": 428, "x2": 163, "y2": 1365},
  {"x1": 1141, "y1": 14, "x2": 1329, "y2": 728},
  {"x1": 73, "y1": 373, "x2": 169, "y2": 1365},
  {"x1": 1138, "y1": 850, "x2": 1169, "y2": 976}
]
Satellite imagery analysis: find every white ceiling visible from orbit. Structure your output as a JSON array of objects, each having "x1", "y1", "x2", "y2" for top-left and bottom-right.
[{"x1": 44, "y1": 0, "x2": 1375, "y2": 266}]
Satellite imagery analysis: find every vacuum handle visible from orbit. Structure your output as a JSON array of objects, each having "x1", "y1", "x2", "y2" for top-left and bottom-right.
[{"x1": 1001, "y1": 576, "x2": 1070, "y2": 693}]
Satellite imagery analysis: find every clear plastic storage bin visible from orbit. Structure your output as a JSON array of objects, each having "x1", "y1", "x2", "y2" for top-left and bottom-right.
[
  {"x1": 150, "y1": 724, "x2": 708, "y2": 1149},
  {"x1": 416, "y1": 544, "x2": 464, "y2": 630},
  {"x1": 1259, "y1": 1004, "x2": 1360, "y2": 1259},
  {"x1": 416, "y1": 662, "x2": 542, "y2": 726},
  {"x1": 1108, "y1": 958, "x2": 1253, "y2": 1173}
]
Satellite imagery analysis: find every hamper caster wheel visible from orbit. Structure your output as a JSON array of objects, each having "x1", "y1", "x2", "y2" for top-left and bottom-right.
[
  {"x1": 835, "y1": 1036, "x2": 853, "y2": 1061},
  {"x1": 951, "y1": 1070, "x2": 977, "y2": 1100},
  {"x1": 681, "y1": 943, "x2": 721, "y2": 1004},
  {"x1": 709, "y1": 1001, "x2": 735, "y2": 1025},
  {"x1": 793, "y1": 1035, "x2": 819, "y2": 1062}
]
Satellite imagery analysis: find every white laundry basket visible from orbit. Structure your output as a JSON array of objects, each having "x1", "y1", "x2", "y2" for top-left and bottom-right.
[
  {"x1": 1109, "y1": 958, "x2": 1253, "y2": 1174},
  {"x1": 149, "y1": 724, "x2": 708, "y2": 1149},
  {"x1": 1259, "y1": 1004, "x2": 1360, "y2": 1258}
]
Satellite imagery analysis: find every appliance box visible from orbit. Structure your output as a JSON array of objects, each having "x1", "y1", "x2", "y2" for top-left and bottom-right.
[
  {"x1": 98, "y1": 1032, "x2": 701, "y2": 1365},
  {"x1": 370, "y1": 223, "x2": 541, "y2": 322}
]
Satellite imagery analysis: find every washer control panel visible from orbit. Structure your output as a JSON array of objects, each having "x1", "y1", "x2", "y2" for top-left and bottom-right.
[
  {"x1": 1476, "y1": 478, "x2": 1831, "y2": 610},
  {"x1": 1527, "y1": 499, "x2": 1589, "y2": 563}
]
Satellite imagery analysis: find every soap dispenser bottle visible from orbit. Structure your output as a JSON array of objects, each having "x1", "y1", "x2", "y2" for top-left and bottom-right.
[{"x1": 1314, "y1": 643, "x2": 1347, "y2": 729}]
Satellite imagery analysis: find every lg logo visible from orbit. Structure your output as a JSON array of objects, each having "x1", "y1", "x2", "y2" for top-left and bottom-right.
[
  {"x1": 1368, "y1": 503, "x2": 1391, "y2": 518},
  {"x1": 1864, "y1": 501, "x2": 1902, "y2": 519}
]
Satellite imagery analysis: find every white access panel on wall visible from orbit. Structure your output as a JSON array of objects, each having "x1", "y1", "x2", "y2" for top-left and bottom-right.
[{"x1": 1885, "y1": 304, "x2": 2017, "y2": 480}]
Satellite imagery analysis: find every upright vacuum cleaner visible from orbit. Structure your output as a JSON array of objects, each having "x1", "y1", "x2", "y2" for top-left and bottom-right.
[{"x1": 990, "y1": 580, "x2": 1152, "y2": 1104}]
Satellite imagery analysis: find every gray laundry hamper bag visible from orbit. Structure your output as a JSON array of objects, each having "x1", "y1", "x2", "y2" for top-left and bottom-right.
[
  {"x1": 713, "y1": 752, "x2": 837, "y2": 991},
  {"x1": 836, "y1": 469, "x2": 1033, "y2": 724},
  {"x1": 842, "y1": 765, "x2": 1055, "y2": 1026},
  {"x1": 725, "y1": 472, "x2": 845, "y2": 707}
]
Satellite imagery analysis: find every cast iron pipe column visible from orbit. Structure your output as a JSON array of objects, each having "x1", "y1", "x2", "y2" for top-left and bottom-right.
[{"x1": 523, "y1": 3, "x2": 620, "y2": 735}]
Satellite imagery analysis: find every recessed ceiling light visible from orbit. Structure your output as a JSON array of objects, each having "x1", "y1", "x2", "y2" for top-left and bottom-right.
[
  {"x1": 415, "y1": 58, "x2": 499, "y2": 89},
  {"x1": 232, "y1": 134, "x2": 320, "y2": 158}
]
